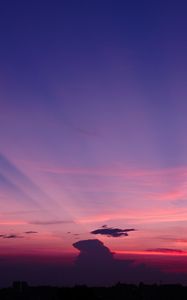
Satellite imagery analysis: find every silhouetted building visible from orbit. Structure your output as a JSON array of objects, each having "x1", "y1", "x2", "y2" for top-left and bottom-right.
[{"x1": 12, "y1": 281, "x2": 28, "y2": 292}]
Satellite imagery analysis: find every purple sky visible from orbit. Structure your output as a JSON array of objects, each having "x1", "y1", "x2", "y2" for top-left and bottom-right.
[{"x1": 1, "y1": 0, "x2": 187, "y2": 286}]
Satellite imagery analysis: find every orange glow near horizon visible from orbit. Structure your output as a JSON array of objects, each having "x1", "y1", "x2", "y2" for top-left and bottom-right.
[{"x1": 114, "y1": 250, "x2": 187, "y2": 257}]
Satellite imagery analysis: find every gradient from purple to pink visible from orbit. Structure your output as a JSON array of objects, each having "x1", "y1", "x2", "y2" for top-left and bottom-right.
[{"x1": 1, "y1": 0, "x2": 187, "y2": 285}]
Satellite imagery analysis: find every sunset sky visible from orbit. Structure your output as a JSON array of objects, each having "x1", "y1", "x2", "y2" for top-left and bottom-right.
[{"x1": 1, "y1": 0, "x2": 187, "y2": 286}]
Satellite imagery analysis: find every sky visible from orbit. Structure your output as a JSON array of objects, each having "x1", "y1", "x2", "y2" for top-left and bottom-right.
[{"x1": 1, "y1": 0, "x2": 187, "y2": 286}]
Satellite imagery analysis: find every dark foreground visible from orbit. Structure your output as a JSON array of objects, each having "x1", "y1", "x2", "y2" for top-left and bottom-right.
[{"x1": 0, "y1": 282, "x2": 187, "y2": 300}]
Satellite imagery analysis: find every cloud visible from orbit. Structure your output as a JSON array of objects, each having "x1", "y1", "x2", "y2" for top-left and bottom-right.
[
  {"x1": 0, "y1": 231, "x2": 38, "y2": 239},
  {"x1": 146, "y1": 248, "x2": 186, "y2": 254},
  {"x1": 0, "y1": 239, "x2": 186, "y2": 286},
  {"x1": 71, "y1": 239, "x2": 179, "y2": 286},
  {"x1": 0, "y1": 234, "x2": 23, "y2": 239},
  {"x1": 73, "y1": 239, "x2": 114, "y2": 264},
  {"x1": 91, "y1": 226, "x2": 136, "y2": 237},
  {"x1": 30, "y1": 220, "x2": 74, "y2": 225}
]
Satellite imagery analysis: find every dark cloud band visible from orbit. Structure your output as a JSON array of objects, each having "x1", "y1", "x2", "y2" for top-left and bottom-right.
[{"x1": 91, "y1": 226, "x2": 136, "y2": 237}]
